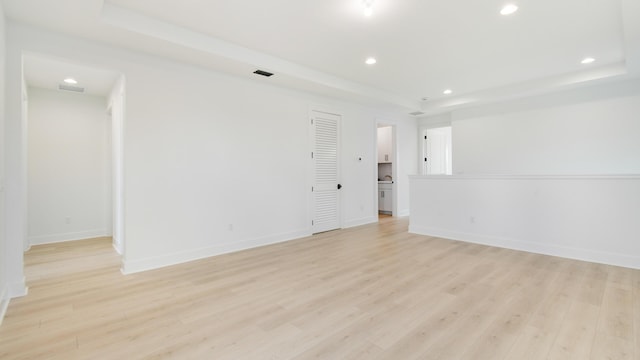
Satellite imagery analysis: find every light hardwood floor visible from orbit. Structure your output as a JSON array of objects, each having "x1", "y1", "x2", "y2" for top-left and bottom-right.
[{"x1": 1, "y1": 216, "x2": 638, "y2": 359}]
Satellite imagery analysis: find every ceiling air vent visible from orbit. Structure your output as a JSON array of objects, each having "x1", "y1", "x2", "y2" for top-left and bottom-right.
[
  {"x1": 58, "y1": 84, "x2": 85, "y2": 93},
  {"x1": 409, "y1": 111, "x2": 425, "y2": 116},
  {"x1": 253, "y1": 69, "x2": 274, "y2": 77}
]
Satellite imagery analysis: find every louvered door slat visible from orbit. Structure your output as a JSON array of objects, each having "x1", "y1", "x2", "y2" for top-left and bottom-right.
[{"x1": 311, "y1": 111, "x2": 341, "y2": 233}]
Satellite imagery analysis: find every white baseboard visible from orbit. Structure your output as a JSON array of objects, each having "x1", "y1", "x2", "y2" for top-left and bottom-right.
[
  {"x1": 409, "y1": 225, "x2": 640, "y2": 270},
  {"x1": 112, "y1": 241, "x2": 123, "y2": 255},
  {"x1": 0, "y1": 286, "x2": 9, "y2": 327},
  {"x1": 8, "y1": 278, "x2": 28, "y2": 298},
  {"x1": 122, "y1": 229, "x2": 311, "y2": 274},
  {"x1": 1, "y1": 279, "x2": 29, "y2": 326},
  {"x1": 397, "y1": 209, "x2": 410, "y2": 217},
  {"x1": 28, "y1": 229, "x2": 109, "y2": 246},
  {"x1": 343, "y1": 216, "x2": 378, "y2": 229}
]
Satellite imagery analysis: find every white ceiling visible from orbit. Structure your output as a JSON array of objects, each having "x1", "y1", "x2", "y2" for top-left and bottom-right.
[
  {"x1": 4, "y1": 0, "x2": 639, "y2": 114},
  {"x1": 23, "y1": 54, "x2": 119, "y2": 96}
]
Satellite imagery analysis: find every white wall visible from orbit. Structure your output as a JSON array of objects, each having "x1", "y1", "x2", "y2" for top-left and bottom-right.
[
  {"x1": 451, "y1": 80, "x2": 640, "y2": 175},
  {"x1": 5, "y1": 23, "x2": 417, "y2": 275},
  {"x1": 409, "y1": 175, "x2": 640, "y2": 269},
  {"x1": 409, "y1": 80, "x2": 640, "y2": 269},
  {"x1": 0, "y1": 0, "x2": 10, "y2": 323},
  {"x1": 394, "y1": 119, "x2": 418, "y2": 216},
  {"x1": 108, "y1": 76, "x2": 125, "y2": 254},
  {"x1": 27, "y1": 88, "x2": 111, "y2": 245},
  {"x1": 3, "y1": 19, "x2": 28, "y2": 301}
]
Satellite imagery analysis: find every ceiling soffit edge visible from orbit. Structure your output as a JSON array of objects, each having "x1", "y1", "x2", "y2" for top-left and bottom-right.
[{"x1": 100, "y1": 3, "x2": 420, "y2": 111}]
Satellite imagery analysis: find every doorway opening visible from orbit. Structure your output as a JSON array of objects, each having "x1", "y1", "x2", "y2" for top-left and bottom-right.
[
  {"x1": 21, "y1": 54, "x2": 125, "y2": 276},
  {"x1": 376, "y1": 122, "x2": 397, "y2": 217}
]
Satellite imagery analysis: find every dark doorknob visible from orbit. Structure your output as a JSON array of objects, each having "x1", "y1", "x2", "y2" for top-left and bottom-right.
[{"x1": 337, "y1": 184, "x2": 342, "y2": 190}]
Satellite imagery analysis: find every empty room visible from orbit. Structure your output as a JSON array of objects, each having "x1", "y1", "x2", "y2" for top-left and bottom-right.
[{"x1": 1, "y1": 0, "x2": 639, "y2": 359}]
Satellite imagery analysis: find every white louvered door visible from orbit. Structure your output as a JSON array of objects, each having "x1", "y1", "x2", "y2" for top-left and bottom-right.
[{"x1": 311, "y1": 111, "x2": 341, "y2": 234}]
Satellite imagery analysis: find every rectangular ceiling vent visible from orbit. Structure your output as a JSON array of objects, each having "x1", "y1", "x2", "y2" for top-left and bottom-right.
[
  {"x1": 58, "y1": 84, "x2": 85, "y2": 93},
  {"x1": 409, "y1": 111, "x2": 425, "y2": 116},
  {"x1": 253, "y1": 69, "x2": 274, "y2": 77}
]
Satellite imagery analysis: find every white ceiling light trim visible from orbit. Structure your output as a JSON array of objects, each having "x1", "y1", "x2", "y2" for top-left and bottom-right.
[
  {"x1": 500, "y1": 4, "x2": 519, "y2": 15},
  {"x1": 365, "y1": 57, "x2": 377, "y2": 65},
  {"x1": 443, "y1": 89, "x2": 453, "y2": 95},
  {"x1": 63, "y1": 78, "x2": 78, "y2": 84},
  {"x1": 581, "y1": 57, "x2": 596, "y2": 64}
]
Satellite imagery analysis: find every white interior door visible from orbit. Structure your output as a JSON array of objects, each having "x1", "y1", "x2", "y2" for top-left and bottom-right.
[
  {"x1": 311, "y1": 110, "x2": 341, "y2": 233},
  {"x1": 424, "y1": 126, "x2": 452, "y2": 175}
]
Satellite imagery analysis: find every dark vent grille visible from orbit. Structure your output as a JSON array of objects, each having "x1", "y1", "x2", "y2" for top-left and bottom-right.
[
  {"x1": 253, "y1": 70, "x2": 274, "y2": 77},
  {"x1": 409, "y1": 111, "x2": 425, "y2": 116}
]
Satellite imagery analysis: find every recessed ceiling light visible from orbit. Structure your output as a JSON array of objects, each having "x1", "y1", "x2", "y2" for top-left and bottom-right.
[
  {"x1": 500, "y1": 4, "x2": 518, "y2": 15},
  {"x1": 581, "y1": 57, "x2": 595, "y2": 64},
  {"x1": 363, "y1": 0, "x2": 374, "y2": 17},
  {"x1": 443, "y1": 89, "x2": 453, "y2": 95},
  {"x1": 63, "y1": 78, "x2": 78, "y2": 84},
  {"x1": 365, "y1": 57, "x2": 377, "y2": 65}
]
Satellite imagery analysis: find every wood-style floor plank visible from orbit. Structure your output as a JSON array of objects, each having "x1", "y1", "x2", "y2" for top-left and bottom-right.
[{"x1": 1, "y1": 216, "x2": 638, "y2": 359}]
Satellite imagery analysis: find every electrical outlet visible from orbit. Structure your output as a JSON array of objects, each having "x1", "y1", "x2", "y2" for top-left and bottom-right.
[
  {"x1": 470, "y1": 216, "x2": 475, "y2": 224},
  {"x1": 65, "y1": 217, "x2": 71, "y2": 224},
  {"x1": 228, "y1": 224, "x2": 233, "y2": 231}
]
